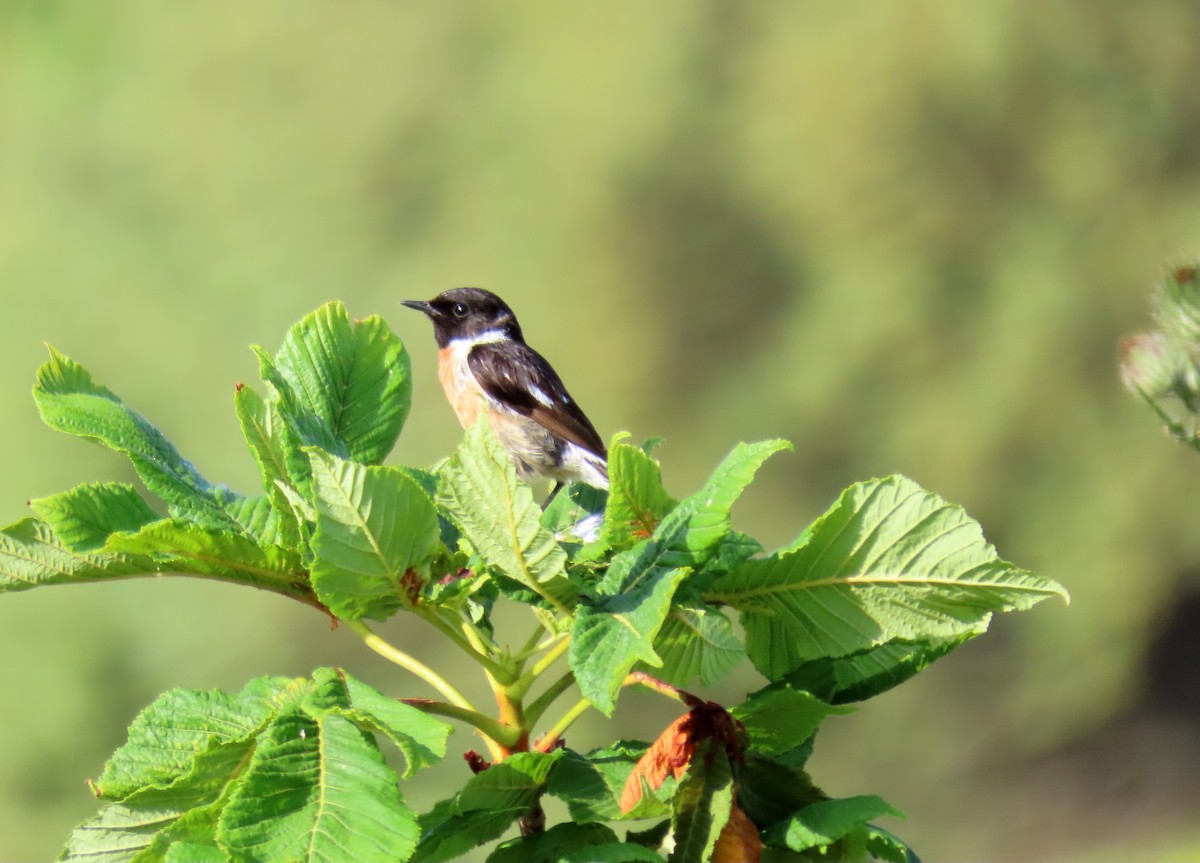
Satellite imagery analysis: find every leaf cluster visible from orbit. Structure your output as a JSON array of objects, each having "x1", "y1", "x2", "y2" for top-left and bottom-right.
[{"x1": 0, "y1": 302, "x2": 1068, "y2": 862}]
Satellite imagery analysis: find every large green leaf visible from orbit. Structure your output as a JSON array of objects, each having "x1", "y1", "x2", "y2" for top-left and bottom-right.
[
  {"x1": 571, "y1": 440, "x2": 790, "y2": 715},
  {"x1": 33, "y1": 347, "x2": 240, "y2": 531},
  {"x1": 218, "y1": 710, "x2": 418, "y2": 863},
  {"x1": 439, "y1": 419, "x2": 570, "y2": 607},
  {"x1": 707, "y1": 475, "x2": 1069, "y2": 680},
  {"x1": 104, "y1": 520, "x2": 312, "y2": 602},
  {"x1": 667, "y1": 739, "x2": 733, "y2": 863},
  {"x1": 412, "y1": 751, "x2": 561, "y2": 863},
  {"x1": 547, "y1": 741, "x2": 674, "y2": 823},
  {"x1": 763, "y1": 795, "x2": 903, "y2": 854},
  {"x1": 731, "y1": 685, "x2": 851, "y2": 758},
  {"x1": 273, "y1": 301, "x2": 412, "y2": 465},
  {"x1": 307, "y1": 450, "x2": 440, "y2": 621},
  {"x1": 301, "y1": 667, "x2": 452, "y2": 778},
  {"x1": 29, "y1": 482, "x2": 160, "y2": 551},
  {"x1": 770, "y1": 633, "x2": 978, "y2": 705},
  {"x1": 94, "y1": 677, "x2": 293, "y2": 800},
  {"x1": 0, "y1": 518, "x2": 158, "y2": 594},
  {"x1": 643, "y1": 603, "x2": 746, "y2": 688},
  {"x1": 59, "y1": 738, "x2": 255, "y2": 863}
]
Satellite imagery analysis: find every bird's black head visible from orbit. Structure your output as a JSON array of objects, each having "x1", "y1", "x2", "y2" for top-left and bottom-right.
[{"x1": 402, "y1": 288, "x2": 524, "y2": 348}]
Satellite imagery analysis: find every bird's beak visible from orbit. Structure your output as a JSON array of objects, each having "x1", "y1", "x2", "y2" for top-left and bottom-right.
[{"x1": 401, "y1": 299, "x2": 435, "y2": 316}]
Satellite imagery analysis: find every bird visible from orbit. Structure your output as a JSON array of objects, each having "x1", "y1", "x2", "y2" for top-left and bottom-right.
[{"x1": 402, "y1": 288, "x2": 608, "y2": 504}]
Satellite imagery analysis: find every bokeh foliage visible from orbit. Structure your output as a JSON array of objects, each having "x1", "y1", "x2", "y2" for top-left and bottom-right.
[{"x1": 1, "y1": 2, "x2": 1199, "y2": 860}]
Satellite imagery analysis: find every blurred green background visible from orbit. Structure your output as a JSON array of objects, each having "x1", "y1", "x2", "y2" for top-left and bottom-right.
[{"x1": 2, "y1": 2, "x2": 1200, "y2": 860}]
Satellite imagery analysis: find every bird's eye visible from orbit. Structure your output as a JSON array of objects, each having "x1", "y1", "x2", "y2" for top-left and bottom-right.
[{"x1": 452, "y1": 303, "x2": 468, "y2": 318}]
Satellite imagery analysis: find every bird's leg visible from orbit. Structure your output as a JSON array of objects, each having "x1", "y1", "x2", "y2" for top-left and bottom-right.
[{"x1": 542, "y1": 482, "x2": 564, "y2": 510}]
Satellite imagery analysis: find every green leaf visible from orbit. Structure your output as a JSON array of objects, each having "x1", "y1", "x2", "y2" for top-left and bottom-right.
[
  {"x1": 707, "y1": 475, "x2": 1070, "y2": 680},
  {"x1": 94, "y1": 678, "x2": 291, "y2": 799},
  {"x1": 439, "y1": 419, "x2": 570, "y2": 608},
  {"x1": 307, "y1": 450, "x2": 440, "y2": 621},
  {"x1": 763, "y1": 795, "x2": 903, "y2": 853},
  {"x1": 274, "y1": 301, "x2": 412, "y2": 465},
  {"x1": 667, "y1": 739, "x2": 733, "y2": 863},
  {"x1": 865, "y1": 825, "x2": 922, "y2": 863},
  {"x1": 644, "y1": 603, "x2": 746, "y2": 688},
  {"x1": 222, "y1": 494, "x2": 290, "y2": 549},
  {"x1": 731, "y1": 686, "x2": 851, "y2": 758},
  {"x1": 301, "y1": 667, "x2": 451, "y2": 778},
  {"x1": 233, "y1": 384, "x2": 303, "y2": 548},
  {"x1": 104, "y1": 520, "x2": 311, "y2": 601},
  {"x1": 33, "y1": 347, "x2": 240, "y2": 531},
  {"x1": 771, "y1": 634, "x2": 977, "y2": 705},
  {"x1": 218, "y1": 710, "x2": 418, "y2": 863},
  {"x1": 28, "y1": 482, "x2": 160, "y2": 551},
  {"x1": 571, "y1": 440, "x2": 789, "y2": 715},
  {"x1": 412, "y1": 751, "x2": 561, "y2": 863},
  {"x1": 564, "y1": 844, "x2": 664, "y2": 862},
  {"x1": 59, "y1": 738, "x2": 254, "y2": 863},
  {"x1": 0, "y1": 517, "x2": 158, "y2": 594},
  {"x1": 547, "y1": 742, "x2": 673, "y2": 822},
  {"x1": 486, "y1": 822, "x2": 620, "y2": 863},
  {"x1": 738, "y1": 754, "x2": 826, "y2": 828},
  {"x1": 602, "y1": 437, "x2": 676, "y2": 550}
]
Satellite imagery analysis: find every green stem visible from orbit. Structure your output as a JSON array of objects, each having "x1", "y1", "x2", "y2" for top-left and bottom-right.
[
  {"x1": 525, "y1": 670, "x2": 576, "y2": 727},
  {"x1": 508, "y1": 636, "x2": 570, "y2": 701},
  {"x1": 535, "y1": 698, "x2": 592, "y2": 752},
  {"x1": 401, "y1": 698, "x2": 522, "y2": 751},
  {"x1": 420, "y1": 609, "x2": 511, "y2": 681},
  {"x1": 346, "y1": 619, "x2": 477, "y2": 712}
]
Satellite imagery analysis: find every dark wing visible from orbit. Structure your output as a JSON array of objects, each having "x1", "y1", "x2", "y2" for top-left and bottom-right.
[{"x1": 468, "y1": 340, "x2": 606, "y2": 459}]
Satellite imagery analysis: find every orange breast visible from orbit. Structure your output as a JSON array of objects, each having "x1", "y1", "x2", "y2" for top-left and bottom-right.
[{"x1": 438, "y1": 345, "x2": 485, "y2": 429}]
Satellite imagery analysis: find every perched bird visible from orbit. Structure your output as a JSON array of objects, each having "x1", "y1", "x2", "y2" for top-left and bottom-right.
[{"x1": 403, "y1": 288, "x2": 608, "y2": 503}]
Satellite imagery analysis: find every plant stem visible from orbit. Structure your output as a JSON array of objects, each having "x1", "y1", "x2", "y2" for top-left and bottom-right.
[
  {"x1": 346, "y1": 619, "x2": 477, "y2": 712},
  {"x1": 525, "y1": 670, "x2": 576, "y2": 727},
  {"x1": 508, "y1": 636, "x2": 570, "y2": 701},
  {"x1": 623, "y1": 670, "x2": 702, "y2": 707},
  {"x1": 535, "y1": 698, "x2": 592, "y2": 752},
  {"x1": 420, "y1": 610, "x2": 511, "y2": 681},
  {"x1": 401, "y1": 698, "x2": 521, "y2": 752}
]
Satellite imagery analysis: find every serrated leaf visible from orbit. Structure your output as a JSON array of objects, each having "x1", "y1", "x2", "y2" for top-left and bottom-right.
[
  {"x1": 763, "y1": 795, "x2": 903, "y2": 853},
  {"x1": 707, "y1": 475, "x2": 1069, "y2": 680},
  {"x1": 731, "y1": 686, "x2": 851, "y2": 758},
  {"x1": 307, "y1": 450, "x2": 440, "y2": 620},
  {"x1": 439, "y1": 419, "x2": 570, "y2": 607},
  {"x1": 668, "y1": 739, "x2": 734, "y2": 863},
  {"x1": 602, "y1": 437, "x2": 676, "y2": 550},
  {"x1": 28, "y1": 482, "x2": 160, "y2": 551},
  {"x1": 301, "y1": 667, "x2": 451, "y2": 777},
  {"x1": 772, "y1": 634, "x2": 976, "y2": 705},
  {"x1": 274, "y1": 301, "x2": 412, "y2": 465},
  {"x1": 222, "y1": 494, "x2": 289, "y2": 549},
  {"x1": 60, "y1": 738, "x2": 254, "y2": 863},
  {"x1": 104, "y1": 519, "x2": 311, "y2": 602},
  {"x1": 412, "y1": 751, "x2": 561, "y2": 863},
  {"x1": 34, "y1": 347, "x2": 240, "y2": 531},
  {"x1": 547, "y1": 742, "x2": 673, "y2": 823},
  {"x1": 218, "y1": 710, "x2": 418, "y2": 863},
  {"x1": 233, "y1": 385, "x2": 303, "y2": 549},
  {"x1": 571, "y1": 441, "x2": 789, "y2": 715},
  {"x1": 644, "y1": 604, "x2": 746, "y2": 688},
  {"x1": 94, "y1": 679, "x2": 291, "y2": 799},
  {"x1": 0, "y1": 517, "x2": 158, "y2": 594}
]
